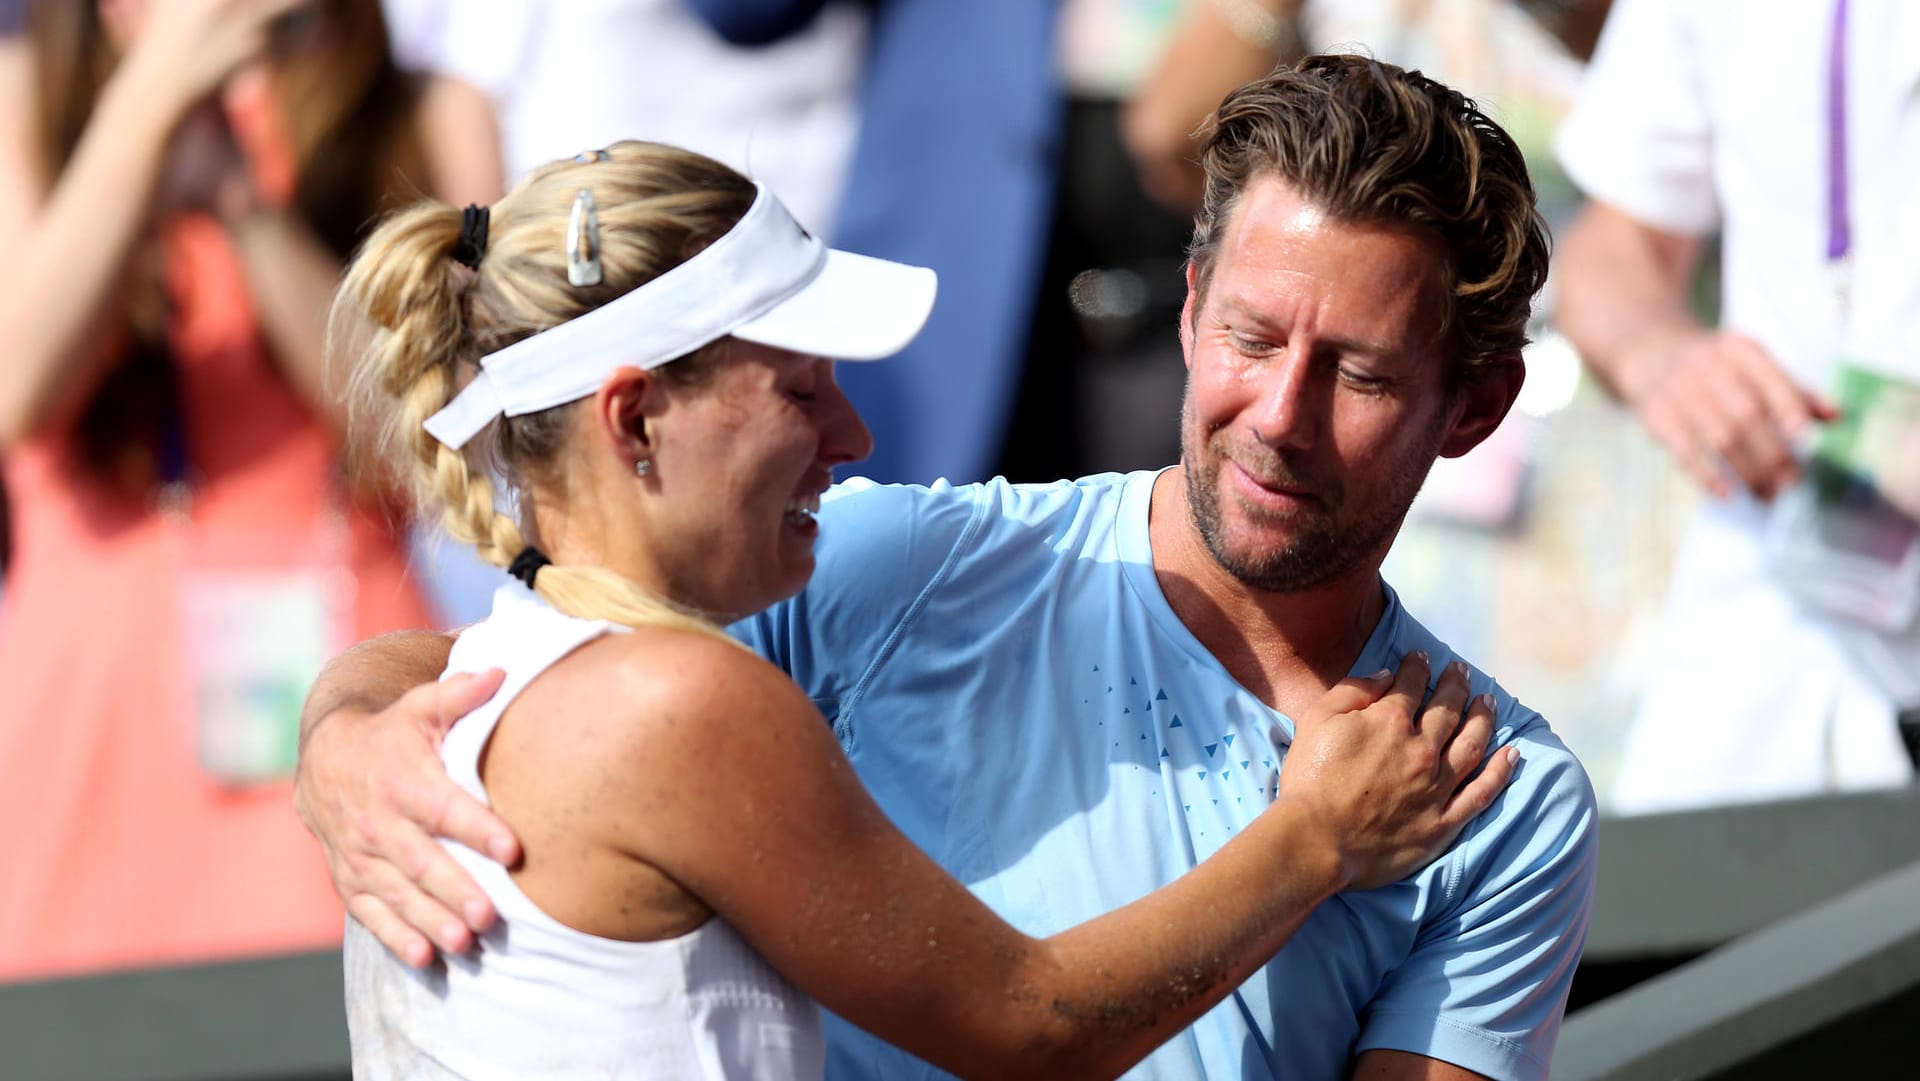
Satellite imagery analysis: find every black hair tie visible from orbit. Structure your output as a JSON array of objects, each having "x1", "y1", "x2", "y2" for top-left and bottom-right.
[
  {"x1": 507, "y1": 546, "x2": 551, "y2": 589},
  {"x1": 453, "y1": 204, "x2": 490, "y2": 269}
]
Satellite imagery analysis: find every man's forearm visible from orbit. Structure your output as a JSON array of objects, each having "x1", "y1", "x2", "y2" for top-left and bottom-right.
[
  {"x1": 299, "y1": 630, "x2": 458, "y2": 748},
  {"x1": 1124, "y1": 0, "x2": 1305, "y2": 212},
  {"x1": 1555, "y1": 200, "x2": 1705, "y2": 403},
  {"x1": 294, "y1": 629, "x2": 510, "y2": 962}
]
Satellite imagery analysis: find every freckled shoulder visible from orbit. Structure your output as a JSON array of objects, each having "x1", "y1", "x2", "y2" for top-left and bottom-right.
[
  {"x1": 506, "y1": 626, "x2": 823, "y2": 777},
  {"x1": 487, "y1": 622, "x2": 861, "y2": 901}
]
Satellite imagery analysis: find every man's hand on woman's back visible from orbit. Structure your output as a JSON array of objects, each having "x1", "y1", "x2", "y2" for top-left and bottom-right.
[{"x1": 295, "y1": 631, "x2": 516, "y2": 968}]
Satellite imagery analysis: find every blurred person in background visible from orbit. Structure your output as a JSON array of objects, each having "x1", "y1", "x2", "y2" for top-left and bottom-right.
[
  {"x1": 381, "y1": 0, "x2": 864, "y2": 233},
  {"x1": 1122, "y1": 0, "x2": 1307, "y2": 217},
  {"x1": 694, "y1": 0, "x2": 1061, "y2": 489},
  {"x1": 0, "y1": 0, "x2": 20, "y2": 597},
  {"x1": 1554, "y1": 0, "x2": 1920, "y2": 813},
  {"x1": 0, "y1": 0, "x2": 499, "y2": 981},
  {"x1": 377, "y1": 0, "x2": 869, "y2": 625}
]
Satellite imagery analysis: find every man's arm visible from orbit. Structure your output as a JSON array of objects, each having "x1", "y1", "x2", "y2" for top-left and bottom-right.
[
  {"x1": 1349, "y1": 709, "x2": 1599, "y2": 1081},
  {"x1": 294, "y1": 631, "x2": 517, "y2": 968},
  {"x1": 1553, "y1": 198, "x2": 1703, "y2": 405},
  {"x1": 1123, "y1": 0, "x2": 1304, "y2": 212},
  {"x1": 1555, "y1": 199, "x2": 1836, "y2": 501},
  {"x1": 1552, "y1": 0, "x2": 1836, "y2": 503},
  {"x1": 1351, "y1": 1050, "x2": 1489, "y2": 1080}
]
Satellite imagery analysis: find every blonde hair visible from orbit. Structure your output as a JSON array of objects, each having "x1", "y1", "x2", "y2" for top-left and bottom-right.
[{"x1": 336, "y1": 140, "x2": 755, "y2": 639}]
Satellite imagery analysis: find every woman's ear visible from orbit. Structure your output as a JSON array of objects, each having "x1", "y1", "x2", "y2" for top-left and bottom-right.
[{"x1": 591, "y1": 366, "x2": 663, "y2": 464}]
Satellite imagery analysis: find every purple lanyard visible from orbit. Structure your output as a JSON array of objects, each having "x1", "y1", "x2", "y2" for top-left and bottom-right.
[
  {"x1": 1827, "y1": 0, "x2": 1854, "y2": 321},
  {"x1": 1827, "y1": 0, "x2": 1851, "y2": 265}
]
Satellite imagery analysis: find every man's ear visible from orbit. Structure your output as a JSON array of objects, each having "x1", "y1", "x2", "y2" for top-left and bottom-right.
[
  {"x1": 591, "y1": 366, "x2": 664, "y2": 463},
  {"x1": 1438, "y1": 352, "x2": 1525, "y2": 459}
]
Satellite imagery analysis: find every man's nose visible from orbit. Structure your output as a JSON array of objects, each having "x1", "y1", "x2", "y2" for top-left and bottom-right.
[{"x1": 1247, "y1": 347, "x2": 1321, "y2": 451}]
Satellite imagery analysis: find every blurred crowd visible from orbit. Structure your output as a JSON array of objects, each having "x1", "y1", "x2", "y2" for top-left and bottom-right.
[{"x1": 1, "y1": 0, "x2": 1915, "y2": 989}]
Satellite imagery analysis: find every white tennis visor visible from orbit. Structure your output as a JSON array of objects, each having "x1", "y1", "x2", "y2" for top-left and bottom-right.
[{"x1": 423, "y1": 183, "x2": 938, "y2": 449}]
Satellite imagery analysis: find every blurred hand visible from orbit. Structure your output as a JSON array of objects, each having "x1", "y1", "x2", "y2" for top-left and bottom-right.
[
  {"x1": 1278, "y1": 653, "x2": 1515, "y2": 891},
  {"x1": 109, "y1": 0, "x2": 312, "y2": 121},
  {"x1": 158, "y1": 71, "x2": 291, "y2": 220},
  {"x1": 1625, "y1": 329, "x2": 1840, "y2": 501},
  {"x1": 154, "y1": 102, "x2": 248, "y2": 217},
  {"x1": 294, "y1": 668, "x2": 520, "y2": 968}
]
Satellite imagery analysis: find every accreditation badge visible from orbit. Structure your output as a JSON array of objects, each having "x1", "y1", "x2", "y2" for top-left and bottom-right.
[
  {"x1": 1766, "y1": 360, "x2": 1920, "y2": 633},
  {"x1": 174, "y1": 500, "x2": 356, "y2": 788}
]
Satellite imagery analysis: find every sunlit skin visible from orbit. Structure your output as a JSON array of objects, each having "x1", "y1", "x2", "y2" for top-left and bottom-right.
[
  {"x1": 98, "y1": 0, "x2": 150, "y2": 51},
  {"x1": 94, "y1": 0, "x2": 323, "y2": 220},
  {"x1": 531, "y1": 340, "x2": 873, "y2": 624},
  {"x1": 99, "y1": 0, "x2": 304, "y2": 60},
  {"x1": 1150, "y1": 176, "x2": 1521, "y2": 714}
]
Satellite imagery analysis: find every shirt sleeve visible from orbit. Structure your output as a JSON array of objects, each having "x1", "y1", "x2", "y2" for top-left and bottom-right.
[
  {"x1": 1355, "y1": 716, "x2": 1601, "y2": 1081},
  {"x1": 380, "y1": 0, "x2": 533, "y2": 101},
  {"x1": 1554, "y1": 0, "x2": 1721, "y2": 235},
  {"x1": 685, "y1": 0, "x2": 835, "y2": 48},
  {"x1": 730, "y1": 479, "x2": 990, "y2": 721}
]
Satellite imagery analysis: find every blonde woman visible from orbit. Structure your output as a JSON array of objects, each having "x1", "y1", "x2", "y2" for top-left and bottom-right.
[{"x1": 335, "y1": 140, "x2": 1513, "y2": 1079}]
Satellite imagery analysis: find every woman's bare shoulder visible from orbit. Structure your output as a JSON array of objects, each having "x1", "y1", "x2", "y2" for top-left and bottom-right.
[{"x1": 509, "y1": 625, "x2": 816, "y2": 767}]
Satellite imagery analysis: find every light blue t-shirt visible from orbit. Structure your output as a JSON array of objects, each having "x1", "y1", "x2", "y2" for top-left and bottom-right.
[{"x1": 734, "y1": 471, "x2": 1599, "y2": 1081}]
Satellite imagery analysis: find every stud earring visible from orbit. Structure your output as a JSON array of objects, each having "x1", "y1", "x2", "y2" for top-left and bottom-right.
[{"x1": 634, "y1": 458, "x2": 653, "y2": 478}]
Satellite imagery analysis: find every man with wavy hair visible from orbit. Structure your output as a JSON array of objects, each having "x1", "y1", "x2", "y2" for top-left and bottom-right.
[{"x1": 299, "y1": 55, "x2": 1596, "y2": 1081}]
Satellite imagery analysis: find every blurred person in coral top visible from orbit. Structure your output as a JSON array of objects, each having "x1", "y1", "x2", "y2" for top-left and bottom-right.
[{"x1": 0, "y1": 0, "x2": 499, "y2": 982}]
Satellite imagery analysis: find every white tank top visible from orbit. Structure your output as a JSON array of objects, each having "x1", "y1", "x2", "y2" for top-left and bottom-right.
[{"x1": 345, "y1": 585, "x2": 825, "y2": 1080}]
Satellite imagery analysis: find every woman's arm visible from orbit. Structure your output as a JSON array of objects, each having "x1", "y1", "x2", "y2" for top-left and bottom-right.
[
  {"x1": 495, "y1": 635, "x2": 1509, "y2": 1081},
  {"x1": 0, "y1": 0, "x2": 308, "y2": 448},
  {"x1": 224, "y1": 196, "x2": 354, "y2": 431},
  {"x1": 0, "y1": 33, "x2": 184, "y2": 446},
  {"x1": 413, "y1": 73, "x2": 503, "y2": 207}
]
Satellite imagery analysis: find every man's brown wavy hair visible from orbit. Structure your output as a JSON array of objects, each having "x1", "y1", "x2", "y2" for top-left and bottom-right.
[{"x1": 1188, "y1": 54, "x2": 1551, "y2": 378}]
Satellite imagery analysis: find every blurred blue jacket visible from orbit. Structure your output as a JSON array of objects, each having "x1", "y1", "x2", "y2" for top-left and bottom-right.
[{"x1": 690, "y1": 0, "x2": 1062, "y2": 486}]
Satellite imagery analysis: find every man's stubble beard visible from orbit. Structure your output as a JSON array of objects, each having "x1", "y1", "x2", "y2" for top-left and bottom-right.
[{"x1": 1180, "y1": 393, "x2": 1445, "y2": 594}]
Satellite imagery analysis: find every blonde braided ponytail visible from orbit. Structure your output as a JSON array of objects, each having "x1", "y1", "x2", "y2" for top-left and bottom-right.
[{"x1": 335, "y1": 142, "x2": 757, "y2": 642}]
